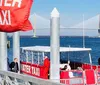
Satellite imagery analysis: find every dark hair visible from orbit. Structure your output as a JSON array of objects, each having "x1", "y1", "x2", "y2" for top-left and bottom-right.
[{"x1": 61, "y1": 65, "x2": 67, "y2": 70}]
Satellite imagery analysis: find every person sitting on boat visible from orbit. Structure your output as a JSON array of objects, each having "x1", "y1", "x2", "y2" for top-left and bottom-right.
[
  {"x1": 66, "y1": 64, "x2": 71, "y2": 70},
  {"x1": 77, "y1": 67, "x2": 83, "y2": 70},
  {"x1": 61, "y1": 64, "x2": 71, "y2": 71},
  {"x1": 61, "y1": 64, "x2": 73, "y2": 78},
  {"x1": 60, "y1": 62, "x2": 71, "y2": 71},
  {"x1": 61, "y1": 65, "x2": 67, "y2": 70},
  {"x1": 67, "y1": 61, "x2": 74, "y2": 77},
  {"x1": 43, "y1": 56, "x2": 50, "y2": 79}
]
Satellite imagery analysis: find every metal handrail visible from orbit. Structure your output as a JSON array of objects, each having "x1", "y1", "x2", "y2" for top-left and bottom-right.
[{"x1": 0, "y1": 70, "x2": 64, "y2": 85}]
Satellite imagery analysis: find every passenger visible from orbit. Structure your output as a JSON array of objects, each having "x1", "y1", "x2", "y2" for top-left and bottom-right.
[
  {"x1": 67, "y1": 60, "x2": 71, "y2": 70},
  {"x1": 61, "y1": 65, "x2": 67, "y2": 70},
  {"x1": 66, "y1": 63, "x2": 73, "y2": 78},
  {"x1": 9, "y1": 58, "x2": 19, "y2": 73},
  {"x1": 67, "y1": 61, "x2": 73, "y2": 78},
  {"x1": 77, "y1": 67, "x2": 83, "y2": 70},
  {"x1": 61, "y1": 63, "x2": 71, "y2": 71},
  {"x1": 43, "y1": 56, "x2": 50, "y2": 79},
  {"x1": 61, "y1": 64, "x2": 73, "y2": 78},
  {"x1": 66, "y1": 64, "x2": 71, "y2": 70}
]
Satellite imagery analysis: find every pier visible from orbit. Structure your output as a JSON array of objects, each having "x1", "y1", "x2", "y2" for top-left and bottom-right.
[{"x1": 0, "y1": 70, "x2": 63, "y2": 85}]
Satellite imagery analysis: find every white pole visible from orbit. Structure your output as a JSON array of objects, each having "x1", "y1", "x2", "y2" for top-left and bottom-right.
[
  {"x1": 0, "y1": 32, "x2": 7, "y2": 71},
  {"x1": 83, "y1": 14, "x2": 85, "y2": 48},
  {"x1": 13, "y1": 32, "x2": 20, "y2": 72},
  {"x1": 50, "y1": 8, "x2": 60, "y2": 82}
]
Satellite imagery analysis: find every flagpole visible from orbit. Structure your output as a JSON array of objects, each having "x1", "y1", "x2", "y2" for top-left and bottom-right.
[{"x1": 83, "y1": 14, "x2": 85, "y2": 48}]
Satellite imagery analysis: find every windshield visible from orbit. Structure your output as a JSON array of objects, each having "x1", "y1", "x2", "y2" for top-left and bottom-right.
[{"x1": 60, "y1": 51, "x2": 90, "y2": 64}]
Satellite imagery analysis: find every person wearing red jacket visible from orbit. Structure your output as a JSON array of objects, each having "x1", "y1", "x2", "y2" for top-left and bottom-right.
[{"x1": 43, "y1": 56, "x2": 50, "y2": 79}]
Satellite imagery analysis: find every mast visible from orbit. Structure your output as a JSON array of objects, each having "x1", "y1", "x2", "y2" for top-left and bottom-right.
[
  {"x1": 83, "y1": 14, "x2": 85, "y2": 48},
  {"x1": 33, "y1": 13, "x2": 36, "y2": 37},
  {"x1": 98, "y1": 14, "x2": 100, "y2": 37}
]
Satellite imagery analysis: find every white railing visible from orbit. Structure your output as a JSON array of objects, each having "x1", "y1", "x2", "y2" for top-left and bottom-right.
[
  {"x1": 1, "y1": 69, "x2": 100, "y2": 85},
  {"x1": 0, "y1": 70, "x2": 64, "y2": 85}
]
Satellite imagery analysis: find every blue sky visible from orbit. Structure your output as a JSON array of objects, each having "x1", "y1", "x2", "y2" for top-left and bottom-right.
[
  {"x1": 19, "y1": 0, "x2": 100, "y2": 36},
  {"x1": 30, "y1": 0, "x2": 100, "y2": 27},
  {"x1": 31, "y1": 0, "x2": 100, "y2": 14}
]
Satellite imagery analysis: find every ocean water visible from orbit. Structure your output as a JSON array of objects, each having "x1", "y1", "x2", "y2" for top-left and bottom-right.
[{"x1": 7, "y1": 36, "x2": 100, "y2": 65}]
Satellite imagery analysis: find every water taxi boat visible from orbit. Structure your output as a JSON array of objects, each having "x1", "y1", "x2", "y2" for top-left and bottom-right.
[{"x1": 20, "y1": 46, "x2": 100, "y2": 85}]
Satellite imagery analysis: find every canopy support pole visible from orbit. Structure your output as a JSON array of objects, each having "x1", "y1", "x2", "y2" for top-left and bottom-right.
[{"x1": 89, "y1": 52, "x2": 92, "y2": 69}]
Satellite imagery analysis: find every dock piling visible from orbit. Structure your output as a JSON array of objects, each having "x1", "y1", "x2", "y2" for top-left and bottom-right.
[
  {"x1": 0, "y1": 32, "x2": 7, "y2": 71},
  {"x1": 13, "y1": 32, "x2": 20, "y2": 72},
  {"x1": 50, "y1": 8, "x2": 60, "y2": 82}
]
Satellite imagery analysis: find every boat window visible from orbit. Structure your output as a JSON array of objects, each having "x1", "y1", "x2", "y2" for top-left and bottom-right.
[
  {"x1": 31, "y1": 52, "x2": 50, "y2": 65},
  {"x1": 44, "y1": 52, "x2": 50, "y2": 59},
  {"x1": 20, "y1": 48, "x2": 23, "y2": 61},
  {"x1": 27, "y1": 51, "x2": 32, "y2": 63},
  {"x1": 38, "y1": 52, "x2": 43, "y2": 65},
  {"x1": 32, "y1": 52, "x2": 44, "y2": 65},
  {"x1": 33, "y1": 52, "x2": 38, "y2": 64},
  {"x1": 20, "y1": 50, "x2": 27, "y2": 62}
]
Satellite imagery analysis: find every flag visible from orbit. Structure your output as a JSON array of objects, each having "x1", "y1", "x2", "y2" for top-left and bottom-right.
[{"x1": 0, "y1": 0, "x2": 33, "y2": 32}]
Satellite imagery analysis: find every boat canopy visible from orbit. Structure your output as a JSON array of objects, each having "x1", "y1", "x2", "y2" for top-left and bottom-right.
[{"x1": 21, "y1": 46, "x2": 91, "y2": 52}]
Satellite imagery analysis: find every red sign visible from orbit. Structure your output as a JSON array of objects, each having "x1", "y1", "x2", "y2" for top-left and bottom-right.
[
  {"x1": 21, "y1": 64, "x2": 40, "y2": 77},
  {"x1": 20, "y1": 62, "x2": 48, "y2": 79},
  {"x1": 0, "y1": 0, "x2": 33, "y2": 32}
]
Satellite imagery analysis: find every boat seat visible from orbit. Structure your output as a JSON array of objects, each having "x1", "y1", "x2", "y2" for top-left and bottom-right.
[
  {"x1": 85, "y1": 69, "x2": 95, "y2": 84},
  {"x1": 60, "y1": 71, "x2": 69, "y2": 84},
  {"x1": 82, "y1": 64, "x2": 91, "y2": 70}
]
